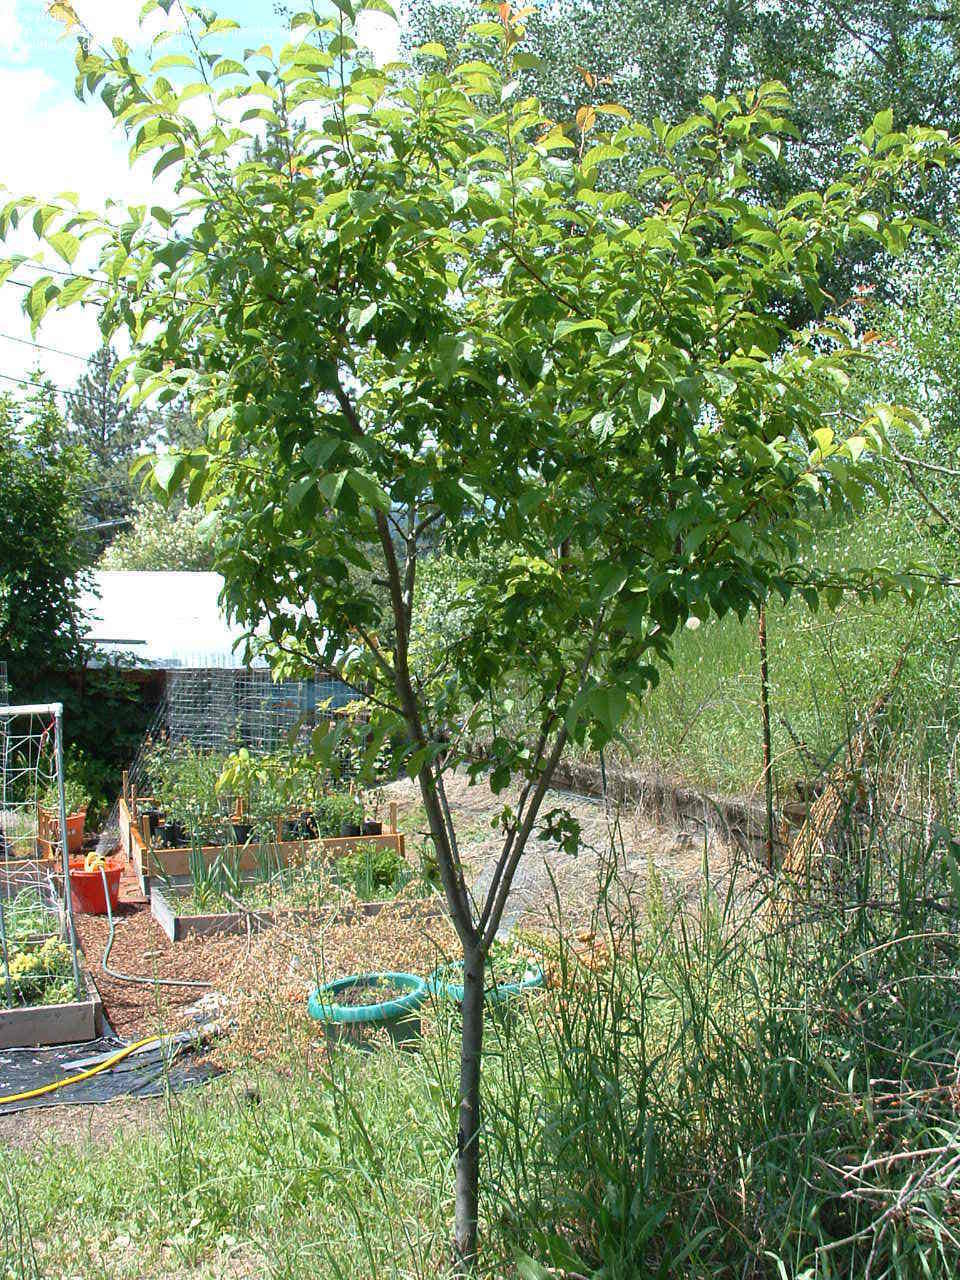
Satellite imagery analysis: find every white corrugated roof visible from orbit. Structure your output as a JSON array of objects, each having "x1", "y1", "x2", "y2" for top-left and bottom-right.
[{"x1": 80, "y1": 571, "x2": 266, "y2": 669}]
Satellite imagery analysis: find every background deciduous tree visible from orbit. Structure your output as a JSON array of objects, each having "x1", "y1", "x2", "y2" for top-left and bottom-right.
[
  {"x1": 0, "y1": 382, "x2": 91, "y2": 686},
  {"x1": 100, "y1": 500, "x2": 218, "y2": 572},
  {"x1": 407, "y1": 0, "x2": 960, "y2": 309}
]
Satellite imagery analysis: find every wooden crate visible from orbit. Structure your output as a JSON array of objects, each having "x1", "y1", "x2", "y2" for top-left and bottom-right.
[
  {"x1": 149, "y1": 883, "x2": 439, "y2": 943},
  {"x1": 136, "y1": 831, "x2": 404, "y2": 880}
]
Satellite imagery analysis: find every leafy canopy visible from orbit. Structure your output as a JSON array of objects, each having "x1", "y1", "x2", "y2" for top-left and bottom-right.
[
  {"x1": 0, "y1": 384, "x2": 92, "y2": 685},
  {"x1": 1, "y1": 0, "x2": 952, "y2": 782}
]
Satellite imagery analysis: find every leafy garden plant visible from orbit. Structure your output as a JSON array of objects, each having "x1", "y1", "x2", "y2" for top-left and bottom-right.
[
  {"x1": 3, "y1": 0, "x2": 955, "y2": 1262},
  {"x1": 6, "y1": 937, "x2": 77, "y2": 1007},
  {"x1": 334, "y1": 842, "x2": 412, "y2": 899},
  {"x1": 39, "y1": 776, "x2": 89, "y2": 817}
]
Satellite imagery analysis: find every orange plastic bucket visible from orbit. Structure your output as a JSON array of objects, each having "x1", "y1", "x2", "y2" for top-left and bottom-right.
[{"x1": 68, "y1": 856, "x2": 122, "y2": 915}]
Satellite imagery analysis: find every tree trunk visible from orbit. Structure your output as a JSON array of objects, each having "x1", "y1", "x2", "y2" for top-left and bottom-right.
[{"x1": 454, "y1": 940, "x2": 485, "y2": 1269}]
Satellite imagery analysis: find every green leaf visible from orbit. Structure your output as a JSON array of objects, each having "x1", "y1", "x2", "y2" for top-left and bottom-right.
[
  {"x1": 212, "y1": 58, "x2": 246, "y2": 80},
  {"x1": 873, "y1": 107, "x2": 894, "y2": 136},
  {"x1": 48, "y1": 231, "x2": 79, "y2": 265},
  {"x1": 152, "y1": 453, "x2": 186, "y2": 496},
  {"x1": 580, "y1": 143, "x2": 625, "y2": 171},
  {"x1": 204, "y1": 17, "x2": 241, "y2": 34},
  {"x1": 350, "y1": 301, "x2": 377, "y2": 333},
  {"x1": 25, "y1": 277, "x2": 58, "y2": 328},
  {"x1": 152, "y1": 54, "x2": 194, "y2": 71},
  {"x1": 515, "y1": 1256, "x2": 550, "y2": 1280},
  {"x1": 346, "y1": 469, "x2": 390, "y2": 512},
  {"x1": 317, "y1": 472, "x2": 347, "y2": 506},
  {"x1": 554, "y1": 318, "x2": 608, "y2": 341},
  {"x1": 288, "y1": 476, "x2": 316, "y2": 509},
  {"x1": 153, "y1": 144, "x2": 185, "y2": 179}
]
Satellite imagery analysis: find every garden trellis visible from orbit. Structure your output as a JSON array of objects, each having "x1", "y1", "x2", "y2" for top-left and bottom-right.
[{"x1": 0, "y1": 702, "x2": 82, "y2": 1009}]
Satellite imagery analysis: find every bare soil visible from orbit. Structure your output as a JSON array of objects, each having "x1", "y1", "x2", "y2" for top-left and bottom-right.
[
  {"x1": 0, "y1": 1094, "x2": 166, "y2": 1153},
  {"x1": 384, "y1": 766, "x2": 736, "y2": 932},
  {"x1": 72, "y1": 859, "x2": 234, "y2": 1041}
]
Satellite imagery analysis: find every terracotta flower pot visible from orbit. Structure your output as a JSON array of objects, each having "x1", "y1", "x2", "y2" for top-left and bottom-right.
[{"x1": 39, "y1": 806, "x2": 88, "y2": 856}]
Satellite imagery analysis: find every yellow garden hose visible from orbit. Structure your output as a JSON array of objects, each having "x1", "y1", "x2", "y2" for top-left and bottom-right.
[{"x1": 0, "y1": 1033, "x2": 163, "y2": 1106}]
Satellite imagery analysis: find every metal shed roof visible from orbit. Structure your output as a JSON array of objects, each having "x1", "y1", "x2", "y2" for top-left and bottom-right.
[{"x1": 80, "y1": 571, "x2": 267, "y2": 669}]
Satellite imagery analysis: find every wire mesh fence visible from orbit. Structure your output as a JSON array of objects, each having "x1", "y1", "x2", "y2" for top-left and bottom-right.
[
  {"x1": 0, "y1": 703, "x2": 82, "y2": 1010},
  {"x1": 165, "y1": 668, "x2": 359, "y2": 754}
]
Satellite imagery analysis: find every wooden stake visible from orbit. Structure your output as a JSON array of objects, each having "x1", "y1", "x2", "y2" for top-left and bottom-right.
[
  {"x1": 389, "y1": 801, "x2": 398, "y2": 834},
  {"x1": 759, "y1": 604, "x2": 774, "y2": 872}
]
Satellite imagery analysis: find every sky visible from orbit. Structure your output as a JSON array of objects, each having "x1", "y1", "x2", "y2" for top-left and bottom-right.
[{"x1": 0, "y1": 0, "x2": 401, "y2": 397}]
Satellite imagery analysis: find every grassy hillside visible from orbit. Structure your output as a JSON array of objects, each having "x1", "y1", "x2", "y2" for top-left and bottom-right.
[{"x1": 613, "y1": 501, "x2": 960, "y2": 798}]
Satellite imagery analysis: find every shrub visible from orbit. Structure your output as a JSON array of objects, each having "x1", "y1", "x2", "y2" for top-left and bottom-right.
[{"x1": 334, "y1": 844, "x2": 407, "y2": 899}]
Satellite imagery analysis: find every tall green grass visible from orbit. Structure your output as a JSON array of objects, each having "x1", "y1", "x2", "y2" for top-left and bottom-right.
[
  {"x1": 487, "y1": 805, "x2": 960, "y2": 1277},
  {"x1": 3, "y1": 791, "x2": 959, "y2": 1279}
]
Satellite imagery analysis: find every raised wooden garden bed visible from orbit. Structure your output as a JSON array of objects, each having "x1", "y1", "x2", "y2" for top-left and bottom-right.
[
  {"x1": 148, "y1": 882, "x2": 434, "y2": 943},
  {"x1": 119, "y1": 794, "x2": 406, "y2": 895},
  {"x1": 0, "y1": 964, "x2": 103, "y2": 1050},
  {"x1": 1, "y1": 875, "x2": 101, "y2": 1048}
]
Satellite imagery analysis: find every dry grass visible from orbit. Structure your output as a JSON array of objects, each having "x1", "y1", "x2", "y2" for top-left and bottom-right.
[{"x1": 215, "y1": 895, "x2": 459, "y2": 1070}]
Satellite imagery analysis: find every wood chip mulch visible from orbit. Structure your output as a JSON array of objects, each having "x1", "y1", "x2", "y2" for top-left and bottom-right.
[
  {"x1": 216, "y1": 889, "x2": 459, "y2": 1070},
  {"x1": 72, "y1": 858, "x2": 460, "y2": 1068},
  {"x1": 72, "y1": 860, "x2": 245, "y2": 1041}
]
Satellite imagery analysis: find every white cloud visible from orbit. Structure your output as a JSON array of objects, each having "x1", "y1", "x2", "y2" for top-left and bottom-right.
[
  {"x1": 0, "y1": 0, "x2": 399, "y2": 393},
  {"x1": 0, "y1": 68, "x2": 132, "y2": 201},
  {"x1": 0, "y1": 55, "x2": 159, "y2": 388},
  {"x1": 69, "y1": 0, "x2": 179, "y2": 46}
]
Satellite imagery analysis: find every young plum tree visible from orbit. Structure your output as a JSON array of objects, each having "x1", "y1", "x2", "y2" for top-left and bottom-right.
[{"x1": 2, "y1": 0, "x2": 954, "y2": 1263}]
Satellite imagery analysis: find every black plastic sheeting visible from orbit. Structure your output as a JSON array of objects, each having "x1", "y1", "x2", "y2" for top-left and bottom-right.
[{"x1": 0, "y1": 1032, "x2": 221, "y2": 1114}]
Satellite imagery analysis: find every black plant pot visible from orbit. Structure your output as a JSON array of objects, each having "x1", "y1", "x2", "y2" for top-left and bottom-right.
[
  {"x1": 231, "y1": 821, "x2": 253, "y2": 845},
  {"x1": 141, "y1": 807, "x2": 162, "y2": 837},
  {"x1": 361, "y1": 820, "x2": 382, "y2": 836},
  {"x1": 340, "y1": 822, "x2": 362, "y2": 838},
  {"x1": 158, "y1": 820, "x2": 186, "y2": 849},
  {"x1": 288, "y1": 811, "x2": 319, "y2": 840},
  {"x1": 283, "y1": 813, "x2": 318, "y2": 840}
]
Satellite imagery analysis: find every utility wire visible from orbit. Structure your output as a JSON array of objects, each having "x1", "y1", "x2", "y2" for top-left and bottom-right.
[
  {"x1": 0, "y1": 370, "x2": 70, "y2": 396},
  {"x1": 9, "y1": 259, "x2": 111, "y2": 285},
  {"x1": 0, "y1": 331, "x2": 89, "y2": 362}
]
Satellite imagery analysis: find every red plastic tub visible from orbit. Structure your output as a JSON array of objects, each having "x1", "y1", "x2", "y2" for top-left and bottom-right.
[{"x1": 68, "y1": 856, "x2": 123, "y2": 915}]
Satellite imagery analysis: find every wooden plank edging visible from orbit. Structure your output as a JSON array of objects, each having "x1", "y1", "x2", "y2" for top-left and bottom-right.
[{"x1": 150, "y1": 883, "x2": 444, "y2": 943}]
